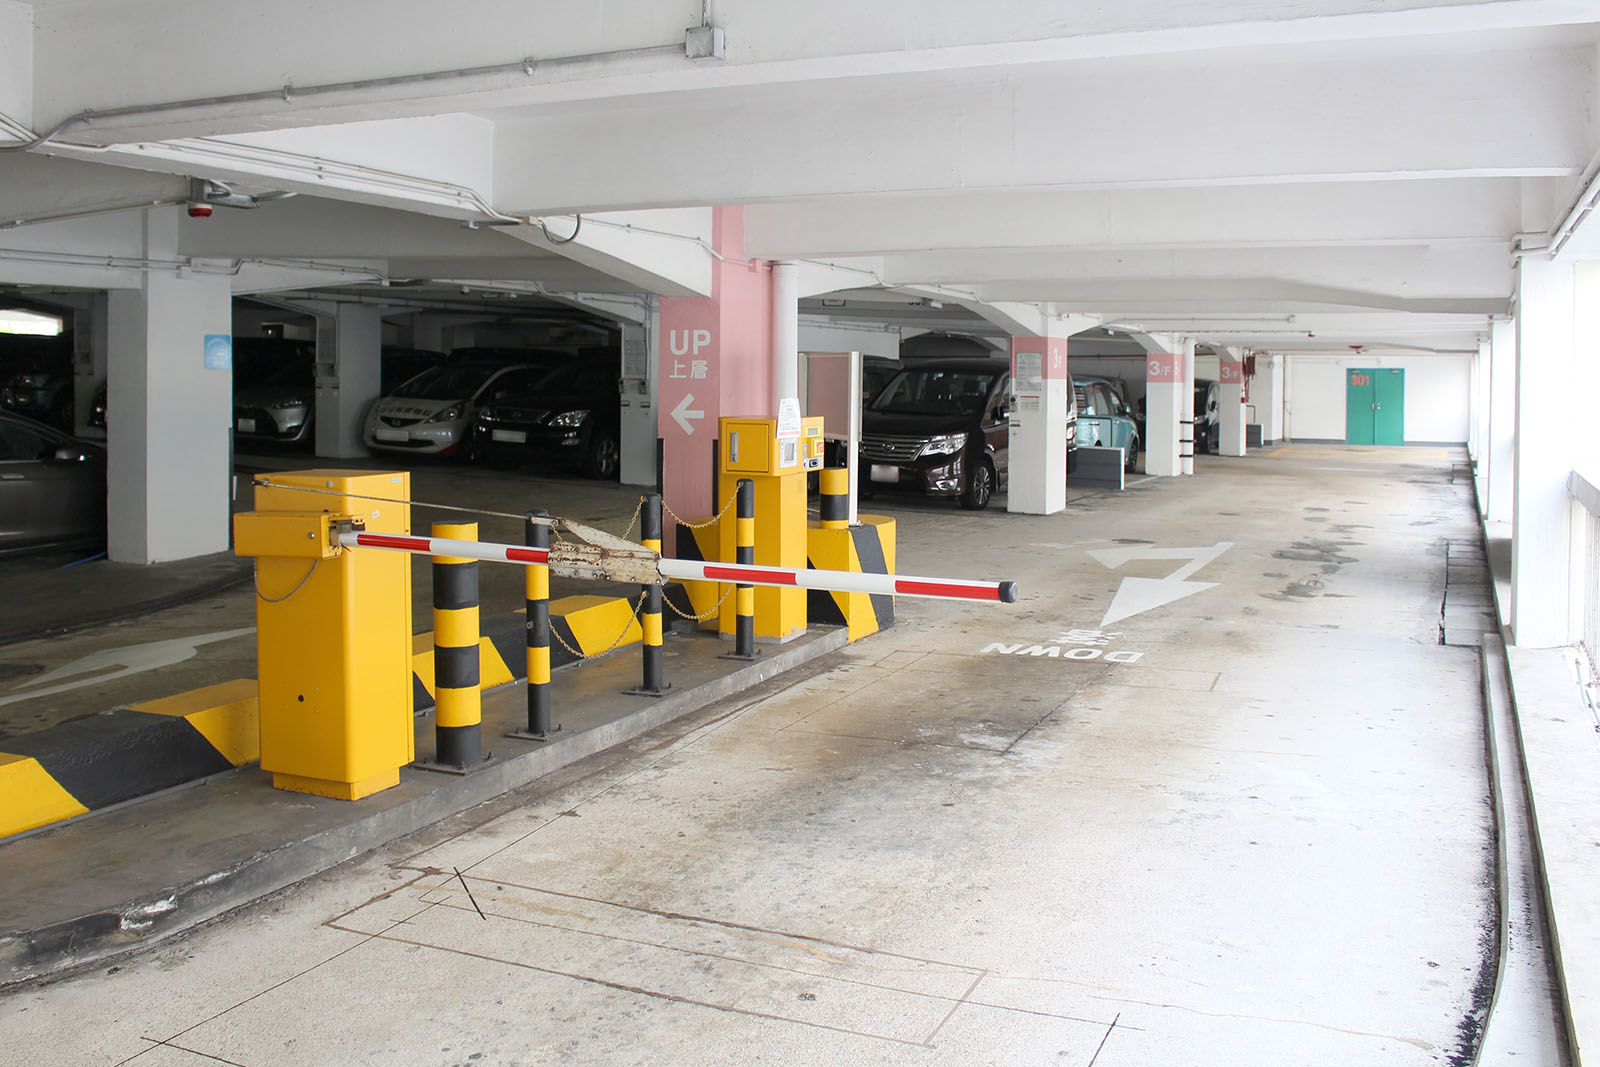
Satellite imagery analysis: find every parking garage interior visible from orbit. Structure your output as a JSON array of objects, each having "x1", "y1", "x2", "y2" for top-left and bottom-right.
[{"x1": 2, "y1": 3, "x2": 1600, "y2": 1065}]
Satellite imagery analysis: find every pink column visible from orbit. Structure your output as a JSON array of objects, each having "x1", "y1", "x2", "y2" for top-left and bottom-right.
[{"x1": 657, "y1": 209, "x2": 774, "y2": 549}]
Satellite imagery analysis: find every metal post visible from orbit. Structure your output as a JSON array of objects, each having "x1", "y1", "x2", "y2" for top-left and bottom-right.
[
  {"x1": 628, "y1": 494, "x2": 671, "y2": 695},
  {"x1": 429, "y1": 521, "x2": 483, "y2": 771},
  {"x1": 517, "y1": 509, "x2": 553, "y2": 739},
  {"x1": 721, "y1": 478, "x2": 759, "y2": 660}
]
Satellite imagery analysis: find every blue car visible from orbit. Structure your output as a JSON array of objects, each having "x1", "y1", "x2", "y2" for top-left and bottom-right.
[{"x1": 1073, "y1": 376, "x2": 1140, "y2": 473}]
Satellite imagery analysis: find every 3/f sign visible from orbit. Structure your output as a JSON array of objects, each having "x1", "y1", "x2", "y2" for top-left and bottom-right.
[{"x1": 669, "y1": 329, "x2": 713, "y2": 356}]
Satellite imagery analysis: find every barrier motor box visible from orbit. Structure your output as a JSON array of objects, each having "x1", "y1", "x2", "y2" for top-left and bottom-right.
[{"x1": 720, "y1": 416, "x2": 826, "y2": 476}]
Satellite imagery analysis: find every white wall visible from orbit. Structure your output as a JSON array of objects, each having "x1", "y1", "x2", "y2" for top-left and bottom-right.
[{"x1": 1285, "y1": 354, "x2": 1472, "y2": 443}]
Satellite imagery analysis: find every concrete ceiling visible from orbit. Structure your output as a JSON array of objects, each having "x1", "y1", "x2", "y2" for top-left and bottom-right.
[{"x1": 3, "y1": 0, "x2": 1599, "y2": 356}]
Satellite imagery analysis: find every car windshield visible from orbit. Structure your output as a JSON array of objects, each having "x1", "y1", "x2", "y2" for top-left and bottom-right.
[
  {"x1": 868, "y1": 368, "x2": 995, "y2": 416},
  {"x1": 528, "y1": 361, "x2": 611, "y2": 395},
  {"x1": 390, "y1": 364, "x2": 495, "y2": 400},
  {"x1": 260, "y1": 361, "x2": 312, "y2": 386}
]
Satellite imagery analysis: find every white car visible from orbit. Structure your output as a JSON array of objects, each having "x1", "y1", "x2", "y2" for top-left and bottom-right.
[{"x1": 364, "y1": 362, "x2": 552, "y2": 457}]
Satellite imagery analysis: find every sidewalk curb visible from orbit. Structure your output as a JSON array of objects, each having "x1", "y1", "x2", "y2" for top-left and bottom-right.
[{"x1": 0, "y1": 626, "x2": 847, "y2": 988}]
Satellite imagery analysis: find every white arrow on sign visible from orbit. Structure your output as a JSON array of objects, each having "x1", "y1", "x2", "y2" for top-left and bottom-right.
[
  {"x1": 671, "y1": 393, "x2": 705, "y2": 435},
  {"x1": 1086, "y1": 542, "x2": 1233, "y2": 626}
]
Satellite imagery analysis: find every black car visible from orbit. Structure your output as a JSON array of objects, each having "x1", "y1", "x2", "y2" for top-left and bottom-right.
[
  {"x1": 0, "y1": 409, "x2": 105, "y2": 555},
  {"x1": 859, "y1": 358, "x2": 1012, "y2": 510},
  {"x1": 0, "y1": 332, "x2": 75, "y2": 430},
  {"x1": 471, "y1": 359, "x2": 621, "y2": 478},
  {"x1": 234, "y1": 357, "x2": 316, "y2": 447}
]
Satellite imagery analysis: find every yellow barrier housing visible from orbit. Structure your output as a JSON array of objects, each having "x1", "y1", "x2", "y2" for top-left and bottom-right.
[{"x1": 234, "y1": 471, "x2": 416, "y2": 801}]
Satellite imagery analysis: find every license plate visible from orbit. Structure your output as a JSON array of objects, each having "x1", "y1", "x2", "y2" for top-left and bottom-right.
[
  {"x1": 491, "y1": 429, "x2": 527, "y2": 444},
  {"x1": 869, "y1": 464, "x2": 899, "y2": 484},
  {"x1": 236, "y1": 418, "x2": 255, "y2": 433},
  {"x1": 375, "y1": 428, "x2": 409, "y2": 443}
]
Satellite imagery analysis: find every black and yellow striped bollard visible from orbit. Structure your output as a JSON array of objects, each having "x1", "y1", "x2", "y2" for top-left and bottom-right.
[
  {"x1": 820, "y1": 466, "x2": 849, "y2": 529},
  {"x1": 628, "y1": 494, "x2": 671, "y2": 696},
  {"x1": 521, "y1": 508, "x2": 554, "y2": 739},
  {"x1": 431, "y1": 521, "x2": 483, "y2": 770},
  {"x1": 720, "y1": 478, "x2": 758, "y2": 661}
]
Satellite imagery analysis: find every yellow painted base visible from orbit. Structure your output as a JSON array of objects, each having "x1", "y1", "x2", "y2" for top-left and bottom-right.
[
  {"x1": 717, "y1": 470, "x2": 808, "y2": 641},
  {"x1": 807, "y1": 514, "x2": 897, "y2": 642},
  {"x1": 272, "y1": 768, "x2": 400, "y2": 801}
]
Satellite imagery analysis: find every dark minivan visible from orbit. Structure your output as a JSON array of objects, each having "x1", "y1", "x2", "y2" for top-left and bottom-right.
[{"x1": 859, "y1": 358, "x2": 1012, "y2": 510}]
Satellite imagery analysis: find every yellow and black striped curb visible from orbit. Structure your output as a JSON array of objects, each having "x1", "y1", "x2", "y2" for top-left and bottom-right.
[
  {"x1": 0, "y1": 679, "x2": 259, "y2": 839},
  {"x1": 411, "y1": 595, "x2": 642, "y2": 711},
  {"x1": 1, "y1": 596, "x2": 647, "y2": 841}
]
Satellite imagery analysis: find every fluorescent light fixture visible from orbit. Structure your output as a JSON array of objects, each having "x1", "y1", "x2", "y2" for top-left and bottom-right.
[{"x1": 0, "y1": 310, "x2": 63, "y2": 336}]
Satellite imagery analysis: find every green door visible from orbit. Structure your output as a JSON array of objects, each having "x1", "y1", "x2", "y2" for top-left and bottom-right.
[
  {"x1": 1346, "y1": 368, "x2": 1404, "y2": 445},
  {"x1": 1373, "y1": 368, "x2": 1404, "y2": 444}
]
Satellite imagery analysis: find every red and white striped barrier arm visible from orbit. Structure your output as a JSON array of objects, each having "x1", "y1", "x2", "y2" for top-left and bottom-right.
[
  {"x1": 660, "y1": 558, "x2": 1015, "y2": 603},
  {"x1": 339, "y1": 529, "x2": 1017, "y2": 604},
  {"x1": 340, "y1": 530, "x2": 550, "y2": 566}
]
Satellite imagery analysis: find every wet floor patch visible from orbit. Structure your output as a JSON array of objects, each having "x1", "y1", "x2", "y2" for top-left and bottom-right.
[{"x1": 1273, "y1": 540, "x2": 1359, "y2": 566}]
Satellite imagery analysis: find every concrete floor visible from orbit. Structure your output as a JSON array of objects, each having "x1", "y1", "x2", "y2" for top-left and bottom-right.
[{"x1": 0, "y1": 446, "x2": 1503, "y2": 1065}]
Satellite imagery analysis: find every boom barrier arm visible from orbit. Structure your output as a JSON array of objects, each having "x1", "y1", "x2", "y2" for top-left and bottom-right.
[{"x1": 336, "y1": 526, "x2": 1017, "y2": 605}]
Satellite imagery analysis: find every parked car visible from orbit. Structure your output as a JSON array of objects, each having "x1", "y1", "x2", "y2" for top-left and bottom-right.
[
  {"x1": 1074, "y1": 376, "x2": 1140, "y2": 472},
  {"x1": 859, "y1": 358, "x2": 1012, "y2": 510},
  {"x1": 234, "y1": 357, "x2": 316, "y2": 447},
  {"x1": 861, "y1": 355, "x2": 902, "y2": 406},
  {"x1": 0, "y1": 409, "x2": 105, "y2": 555},
  {"x1": 0, "y1": 332, "x2": 75, "y2": 431},
  {"x1": 471, "y1": 358, "x2": 622, "y2": 478},
  {"x1": 1193, "y1": 379, "x2": 1220, "y2": 453},
  {"x1": 363, "y1": 361, "x2": 555, "y2": 458},
  {"x1": 381, "y1": 347, "x2": 447, "y2": 393}
]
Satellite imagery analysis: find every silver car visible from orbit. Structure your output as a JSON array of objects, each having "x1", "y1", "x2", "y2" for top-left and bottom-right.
[
  {"x1": 0, "y1": 410, "x2": 105, "y2": 555},
  {"x1": 363, "y1": 362, "x2": 553, "y2": 458}
]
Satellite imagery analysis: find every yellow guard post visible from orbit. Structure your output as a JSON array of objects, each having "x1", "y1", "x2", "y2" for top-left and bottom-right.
[{"x1": 234, "y1": 471, "x2": 415, "y2": 800}]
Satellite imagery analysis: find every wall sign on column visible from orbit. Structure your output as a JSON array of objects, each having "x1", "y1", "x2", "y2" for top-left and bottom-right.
[
  {"x1": 1147, "y1": 355, "x2": 1182, "y2": 383},
  {"x1": 659, "y1": 307, "x2": 719, "y2": 442},
  {"x1": 204, "y1": 334, "x2": 232, "y2": 371}
]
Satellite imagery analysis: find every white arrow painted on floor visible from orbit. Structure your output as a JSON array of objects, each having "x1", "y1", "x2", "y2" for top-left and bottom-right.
[
  {"x1": 670, "y1": 393, "x2": 705, "y2": 435},
  {"x1": 1087, "y1": 542, "x2": 1233, "y2": 626},
  {"x1": 0, "y1": 627, "x2": 256, "y2": 707}
]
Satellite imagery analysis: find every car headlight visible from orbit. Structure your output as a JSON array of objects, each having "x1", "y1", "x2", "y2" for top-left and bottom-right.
[
  {"x1": 268, "y1": 396, "x2": 308, "y2": 410},
  {"x1": 549, "y1": 409, "x2": 589, "y2": 428},
  {"x1": 426, "y1": 405, "x2": 463, "y2": 423},
  {"x1": 920, "y1": 433, "x2": 966, "y2": 458}
]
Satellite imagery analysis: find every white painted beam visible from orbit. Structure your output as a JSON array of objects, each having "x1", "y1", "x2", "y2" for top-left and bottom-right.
[
  {"x1": 744, "y1": 180, "x2": 1533, "y2": 259},
  {"x1": 497, "y1": 209, "x2": 714, "y2": 298},
  {"x1": 0, "y1": 1, "x2": 32, "y2": 138}
]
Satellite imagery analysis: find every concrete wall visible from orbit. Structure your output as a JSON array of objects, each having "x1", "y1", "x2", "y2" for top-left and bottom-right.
[{"x1": 1285, "y1": 354, "x2": 1471, "y2": 442}]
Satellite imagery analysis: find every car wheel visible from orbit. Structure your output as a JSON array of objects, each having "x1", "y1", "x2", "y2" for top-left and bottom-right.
[
  {"x1": 581, "y1": 432, "x2": 620, "y2": 479},
  {"x1": 959, "y1": 458, "x2": 994, "y2": 510},
  {"x1": 1124, "y1": 434, "x2": 1139, "y2": 473}
]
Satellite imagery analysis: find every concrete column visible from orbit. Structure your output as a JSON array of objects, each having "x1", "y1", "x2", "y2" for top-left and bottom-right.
[
  {"x1": 314, "y1": 304, "x2": 382, "y2": 458},
  {"x1": 1487, "y1": 317, "x2": 1516, "y2": 525},
  {"x1": 106, "y1": 209, "x2": 233, "y2": 563},
  {"x1": 1007, "y1": 331, "x2": 1070, "y2": 513},
  {"x1": 772, "y1": 261, "x2": 800, "y2": 421},
  {"x1": 1258, "y1": 354, "x2": 1285, "y2": 445},
  {"x1": 657, "y1": 207, "x2": 773, "y2": 547},
  {"x1": 1144, "y1": 349, "x2": 1183, "y2": 477},
  {"x1": 410, "y1": 313, "x2": 444, "y2": 353},
  {"x1": 618, "y1": 318, "x2": 657, "y2": 487},
  {"x1": 1181, "y1": 339, "x2": 1197, "y2": 474},
  {"x1": 1218, "y1": 351, "x2": 1247, "y2": 456},
  {"x1": 1509, "y1": 255, "x2": 1576, "y2": 647}
]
